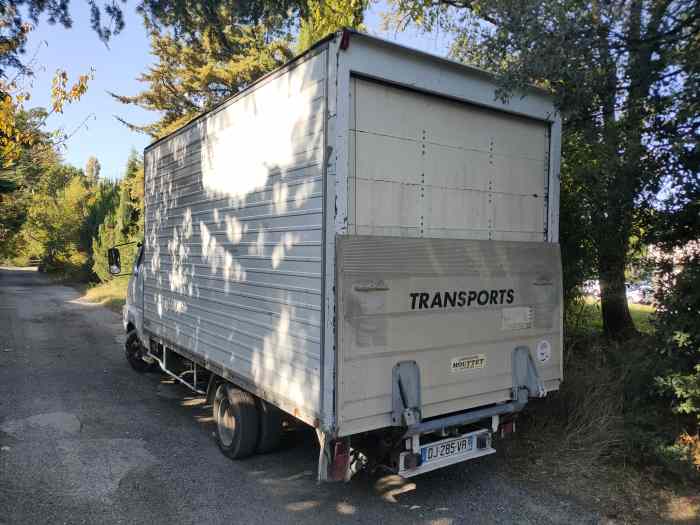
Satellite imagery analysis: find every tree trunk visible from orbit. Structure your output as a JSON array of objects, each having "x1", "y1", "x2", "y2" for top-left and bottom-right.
[
  {"x1": 599, "y1": 246, "x2": 636, "y2": 338},
  {"x1": 594, "y1": 1, "x2": 647, "y2": 340}
]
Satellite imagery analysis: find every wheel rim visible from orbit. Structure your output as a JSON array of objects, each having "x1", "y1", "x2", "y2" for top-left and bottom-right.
[{"x1": 217, "y1": 397, "x2": 236, "y2": 447}]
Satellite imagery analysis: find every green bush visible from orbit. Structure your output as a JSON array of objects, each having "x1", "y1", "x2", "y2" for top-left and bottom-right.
[
  {"x1": 623, "y1": 254, "x2": 700, "y2": 480},
  {"x1": 91, "y1": 153, "x2": 143, "y2": 282},
  {"x1": 653, "y1": 255, "x2": 700, "y2": 427},
  {"x1": 91, "y1": 209, "x2": 140, "y2": 283}
]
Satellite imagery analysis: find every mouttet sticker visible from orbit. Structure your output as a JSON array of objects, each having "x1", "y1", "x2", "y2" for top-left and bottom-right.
[{"x1": 451, "y1": 354, "x2": 486, "y2": 373}]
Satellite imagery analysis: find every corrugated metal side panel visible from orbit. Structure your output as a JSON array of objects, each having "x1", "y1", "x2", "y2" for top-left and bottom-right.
[
  {"x1": 143, "y1": 50, "x2": 327, "y2": 421},
  {"x1": 349, "y1": 78, "x2": 549, "y2": 241},
  {"x1": 336, "y1": 235, "x2": 562, "y2": 437}
]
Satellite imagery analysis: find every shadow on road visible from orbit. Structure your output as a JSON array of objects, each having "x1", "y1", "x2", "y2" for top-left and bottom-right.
[{"x1": 0, "y1": 265, "x2": 601, "y2": 524}]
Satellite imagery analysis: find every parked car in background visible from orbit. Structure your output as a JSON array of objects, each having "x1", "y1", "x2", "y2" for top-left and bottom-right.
[
  {"x1": 637, "y1": 284, "x2": 654, "y2": 304},
  {"x1": 582, "y1": 280, "x2": 601, "y2": 298},
  {"x1": 626, "y1": 283, "x2": 654, "y2": 304}
]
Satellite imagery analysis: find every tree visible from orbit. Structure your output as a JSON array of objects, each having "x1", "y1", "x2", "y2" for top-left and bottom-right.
[
  {"x1": 116, "y1": 150, "x2": 143, "y2": 236},
  {"x1": 297, "y1": 0, "x2": 367, "y2": 52},
  {"x1": 110, "y1": 2, "x2": 307, "y2": 137},
  {"x1": 81, "y1": 176, "x2": 119, "y2": 271},
  {"x1": 390, "y1": 0, "x2": 700, "y2": 337},
  {"x1": 91, "y1": 152, "x2": 143, "y2": 281},
  {"x1": 0, "y1": 0, "x2": 314, "y2": 78},
  {"x1": 91, "y1": 206, "x2": 121, "y2": 282},
  {"x1": 0, "y1": 7, "x2": 93, "y2": 260},
  {"x1": 114, "y1": 1, "x2": 368, "y2": 137},
  {"x1": 21, "y1": 165, "x2": 92, "y2": 273},
  {"x1": 135, "y1": 0, "x2": 304, "y2": 43},
  {"x1": 0, "y1": 109, "x2": 59, "y2": 260},
  {"x1": 85, "y1": 156, "x2": 101, "y2": 185},
  {"x1": 111, "y1": 19, "x2": 296, "y2": 137},
  {"x1": 0, "y1": 1, "x2": 125, "y2": 79}
]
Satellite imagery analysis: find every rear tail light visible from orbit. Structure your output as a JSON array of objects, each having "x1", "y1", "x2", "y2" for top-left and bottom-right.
[
  {"x1": 403, "y1": 452, "x2": 421, "y2": 470},
  {"x1": 500, "y1": 420, "x2": 516, "y2": 438},
  {"x1": 330, "y1": 441, "x2": 350, "y2": 481}
]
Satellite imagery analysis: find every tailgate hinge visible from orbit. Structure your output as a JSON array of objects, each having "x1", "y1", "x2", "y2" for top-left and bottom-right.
[
  {"x1": 392, "y1": 361, "x2": 421, "y2": 427},
  {"x1": 512, "y1": 345, "x2": 547, "y2": 400}
]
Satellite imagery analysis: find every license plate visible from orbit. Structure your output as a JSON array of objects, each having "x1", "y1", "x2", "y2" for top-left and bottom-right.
[{"x1": 420, "y1": 435, "x2": 474, "y2": 464}]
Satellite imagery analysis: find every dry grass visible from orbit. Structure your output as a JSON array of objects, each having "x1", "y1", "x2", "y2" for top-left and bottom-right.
[
  {"x1": 498, "y1": 332, "x2": 699, "y2": 524},
  {"x1": 503, "y1": 347, "x2": 624, "y2": 473},
  {"x1": 502, "y1": 406, "x2": 699, "y2": 523},
  {"x1": 79, "y1": 278, "x2": 129, "y2": 312},
  {"x1": 678, "y1": 434, "x2": 700, "y2": 471}
]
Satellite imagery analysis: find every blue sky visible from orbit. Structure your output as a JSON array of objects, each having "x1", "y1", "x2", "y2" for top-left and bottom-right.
[{"x1": 24, "y1": 2, "x2": 451, "y2": 180}]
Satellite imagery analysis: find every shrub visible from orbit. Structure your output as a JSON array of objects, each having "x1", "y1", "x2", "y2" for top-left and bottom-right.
[
  {"x1": 645, "y1": 253, "x2": 700, "y2": 478},
  {"x1": 653, "y1": 254, "x2": 700, "y2": 422}
]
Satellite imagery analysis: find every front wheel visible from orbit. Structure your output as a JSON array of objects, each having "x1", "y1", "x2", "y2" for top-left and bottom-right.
[{"x1": 124, "y1": 330, "x2": 153, "y2": 372}]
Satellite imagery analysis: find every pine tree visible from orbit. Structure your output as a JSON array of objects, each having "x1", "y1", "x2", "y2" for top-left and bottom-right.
[
  {"x1": 85, "y1": 156, "x2": 101, "y2": 185},
  {"x1": 91, "y1": 151, "x2": 144, "y2": 281},
  {"x1": 117, "y1": 150, "x2": 143, "y2": 237},
  {"x1": 114, "y1": 1, "x2": 368, "y2": 138},
  {"x1": 111, "y1": 13, "x2": 297, "y2": 138}
]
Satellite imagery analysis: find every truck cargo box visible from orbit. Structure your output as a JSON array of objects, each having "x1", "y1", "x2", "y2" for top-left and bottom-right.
[{"x1": 140, "y1": 30, "x2": 562, "y2": 446}]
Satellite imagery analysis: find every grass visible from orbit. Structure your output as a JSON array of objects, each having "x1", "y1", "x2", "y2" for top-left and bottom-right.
[
  {"x1": 580, "y1": 297, "x2": 655, "y2": 334},
  {"x1": 502, "y1": 321, "x2": 700, "y2": 523},
  {"x1": 502, "y1": 297, "x2": 700, "y2": 522},
  {"x1": 629, "y1": 302, "x2": 655, "y2": 332},
  {"x1": 80, "y1": 277, "x2": 129, "y2": 312}
]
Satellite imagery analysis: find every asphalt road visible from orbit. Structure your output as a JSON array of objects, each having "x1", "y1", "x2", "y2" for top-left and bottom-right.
[{"x1": 0, "y1": 267, "x2": 601, "y2": 525}]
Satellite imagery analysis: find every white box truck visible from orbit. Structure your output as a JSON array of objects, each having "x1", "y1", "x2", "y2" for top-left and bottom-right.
[{"x1": 111, "y1": 29, "x2": 563, "y2": 481}]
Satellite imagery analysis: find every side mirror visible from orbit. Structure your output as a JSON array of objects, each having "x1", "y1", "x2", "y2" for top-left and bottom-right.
[{"x1": 107, "y1": 247, "x2": 121, "y2": 275}]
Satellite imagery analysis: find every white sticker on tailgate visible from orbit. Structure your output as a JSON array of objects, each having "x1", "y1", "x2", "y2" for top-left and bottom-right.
[
  {"x1": 451, "y1": 354, "x2": 486, "y2": 373},
  {"x1": 502, "y1": 306, "x2": 533, "y2": 330}
]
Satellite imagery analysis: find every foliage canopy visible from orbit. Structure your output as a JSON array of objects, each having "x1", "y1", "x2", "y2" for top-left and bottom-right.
[{"x1": 389, "y1": 0, "x2": 699, "y2": 337}]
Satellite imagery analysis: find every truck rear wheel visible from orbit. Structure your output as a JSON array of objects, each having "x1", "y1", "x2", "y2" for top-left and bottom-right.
[
  {"x1": 256, "y1": 399, "x2": 284, "y2": 454},
  {"x1": 214, "y1": 384, "x2": 259, "y2": 459}
]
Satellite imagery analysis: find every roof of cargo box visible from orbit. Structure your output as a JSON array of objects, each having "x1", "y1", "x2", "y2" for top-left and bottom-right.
[{"x1": 144, "y1": 28, "x2": 553, "y2": 153}]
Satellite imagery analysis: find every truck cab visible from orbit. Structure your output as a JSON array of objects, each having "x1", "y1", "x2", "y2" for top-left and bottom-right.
[
  {"x1": 115, "y1": 244, "x2": 151, "y2": 371},
  {"x1": 122, "y1": 245, "x2": 144, "y2": 333}
]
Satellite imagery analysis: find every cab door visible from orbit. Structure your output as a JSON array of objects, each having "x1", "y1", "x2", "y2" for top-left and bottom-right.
[{"x1": 126, "y1": 245, "x2": 146, "y2": 343}]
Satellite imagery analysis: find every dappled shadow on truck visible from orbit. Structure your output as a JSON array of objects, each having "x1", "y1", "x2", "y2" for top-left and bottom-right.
[{"x1": 143, "y1": 51, "x2": 326, "y2": 424}]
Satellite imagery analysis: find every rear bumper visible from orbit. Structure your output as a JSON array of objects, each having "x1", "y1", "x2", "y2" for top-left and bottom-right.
[
  {"x1": 392, "y1": 388, "x2": 530, "y2": 477},
  {"x1": 402, "y1": 395, "x2": 527, "y2": 438}
]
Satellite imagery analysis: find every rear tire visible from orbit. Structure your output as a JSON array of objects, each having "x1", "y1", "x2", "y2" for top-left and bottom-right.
[
  {"x1": 214, "y1": 384, "x2": 259, "y2": 459},
  {"x1": 256, "y1": 399, "x2": 284, "y2": 454},
  {"x1": 125, "y1": 330, "x2": 153, "y2": 373}
]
